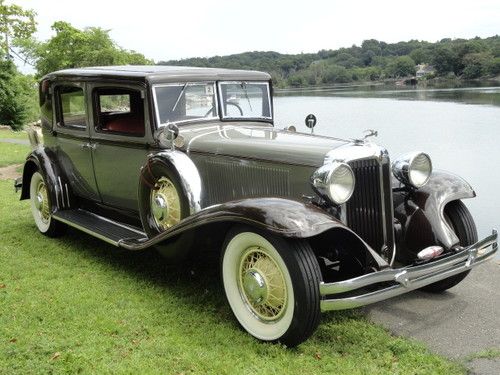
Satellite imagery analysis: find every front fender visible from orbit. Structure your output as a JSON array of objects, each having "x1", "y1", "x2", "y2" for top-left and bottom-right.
[
  {"x1": 394, "y1": 170, "x2": 475, "y2": 258},
  {"x1": 119, "y1": 197, "x2": 386, "y2": 268},
  {"x1": 20, "y1": 147, "x2": 73, "y2": 212}
]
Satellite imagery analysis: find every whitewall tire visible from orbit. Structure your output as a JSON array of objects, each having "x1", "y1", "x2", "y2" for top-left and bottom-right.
[
  {"x1": 221, "y1": 226, "x2": 322, "y2": 347},
  {"x1": 29, "y1": 171, "x2": 64, "y2": 237}
]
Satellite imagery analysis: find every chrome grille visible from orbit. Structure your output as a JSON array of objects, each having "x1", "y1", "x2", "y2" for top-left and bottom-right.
[{"x1": 346, "y1": 158, "x2": 391, "y2": 253}]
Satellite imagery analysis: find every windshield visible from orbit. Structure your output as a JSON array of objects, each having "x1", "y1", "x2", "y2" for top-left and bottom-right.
[
  {"x1": 219, "y1": 81, "x2": 272, "y2": 120},
  {"x1": 154, "y1": 82, "x2": 217, "y2": 125}
]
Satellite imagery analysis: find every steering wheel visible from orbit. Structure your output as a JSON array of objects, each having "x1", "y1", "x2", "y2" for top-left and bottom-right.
[{"x1": 226, "y1": 102, "x2": 244, "y2": 116}]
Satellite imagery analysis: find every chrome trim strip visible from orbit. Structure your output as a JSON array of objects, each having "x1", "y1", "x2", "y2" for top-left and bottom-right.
[
  {"x1": 64, "y1": 183, "x2": 70, "y2": 208},
  {"x1": 319, "y1": 229, "x2": 497, "y2": 311},
  {"x1": 57, "y1": 176, "x2": 64, "y2": 208}
]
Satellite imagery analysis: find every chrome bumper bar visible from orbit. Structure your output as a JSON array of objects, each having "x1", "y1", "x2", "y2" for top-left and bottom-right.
[{"x1": 320, "y1": 229, "x2": 498, "y2": 311}]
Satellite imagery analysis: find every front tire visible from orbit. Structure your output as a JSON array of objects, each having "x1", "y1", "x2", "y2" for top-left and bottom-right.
[
  {"x1": 29, "y1": 171, "x2": 65, "y2": 237},
  {"x1": 421, "y1": 200, "x2": 478, "y2": 293},
  {"x1": 221, "y1": 226, "x2": 322, "y2": 347}
]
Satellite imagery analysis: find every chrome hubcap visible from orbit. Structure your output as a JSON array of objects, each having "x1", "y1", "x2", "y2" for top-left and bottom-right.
[
  {"x1": 35, "y1": 181, "x2": 50, "y2": 223},
  {"x1": 151, "y1": 194, "x2": 168, "y2": 222},
  {"x1": 238, "y1": 247, "x2": 287, "y2": 321},
  {"x1": 150, "y1": 177, "x2": 181, "y2": 230},
  {"x1": 35, "y1": 192, "x2": 44, "y2": 210},
  {"x1": 242, "y1": 270, "x2": 268, "y2": 304}
]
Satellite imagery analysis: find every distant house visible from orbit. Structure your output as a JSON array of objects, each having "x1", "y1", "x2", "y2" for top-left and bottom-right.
[{"x1": 416, "y1": 64, "x2": 435, "y2": 78}]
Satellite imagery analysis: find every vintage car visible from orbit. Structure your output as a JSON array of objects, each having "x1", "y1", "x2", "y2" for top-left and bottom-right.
[{"x1": 16, "y1": 66, "x2": 497, "y2": 347}]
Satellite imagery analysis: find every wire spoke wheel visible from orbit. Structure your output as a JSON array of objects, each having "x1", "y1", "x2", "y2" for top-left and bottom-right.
[
  {"x1": 238, "y1": 247, "x2": 287, "y2": 321},
  {"x1": 150, "y1": 176, "x2": 181, "y2": 231},
  {"x1": 222, "y1": 226, "x2": 322, "y2": 346}
]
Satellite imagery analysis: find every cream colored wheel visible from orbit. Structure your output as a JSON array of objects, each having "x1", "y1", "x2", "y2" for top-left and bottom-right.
[
  {"x1": 150, "y1": 176, "x2": 181, "y2": 231},
  {"x1": 222, "y1": 227, "x2": 322, "y2": 346},
  {"x1": 30, "y1": 172, "x2": 52, "y2": 233},
  {"x1": 29, "y1": 171, "x2": 64, "y2": 237}
]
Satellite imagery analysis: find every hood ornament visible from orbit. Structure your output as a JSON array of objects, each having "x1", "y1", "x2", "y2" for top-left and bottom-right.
[
  {"x1": 363, "y1": 129, "x2": 378, "y2": 140},
  {"x1": 352, "y1": 129, "x2": 378, "y2": 145}
]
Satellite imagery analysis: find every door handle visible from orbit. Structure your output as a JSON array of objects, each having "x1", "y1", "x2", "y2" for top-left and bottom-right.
[{"x1": 81, "y1": 142, "x2": 97, "y2": 150}]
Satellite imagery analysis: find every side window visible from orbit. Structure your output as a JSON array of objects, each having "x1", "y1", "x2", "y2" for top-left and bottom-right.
[
  {"x1": 94, "y1": 88, "x2": 145, "y2": 137},
  {"x1": 56, "y1": 86, "x2": 86, "y2": 129}
]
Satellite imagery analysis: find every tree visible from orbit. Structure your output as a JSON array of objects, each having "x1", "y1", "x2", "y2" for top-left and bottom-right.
[
  {"x1": 22, "y1": 21, "x2": 152, "y2": 76},
  {"x1": 0, "y1": 59, "x2": 27, "y2": 128},
  {"x1": 432, "y1": 46, "x2": 457, "y2": 75},
  {"x1": 486, "y1": 57, "x2": 500, "y2": 76},
  {"x1": 0, "y1": 0, "x2": 36, "y2": 59},
  {"x1": 385, "y1": 56, "x2": 416, "y2": 78},
  {"x1": 462, "y1": 52, "x2": 492, "y2": 79}
]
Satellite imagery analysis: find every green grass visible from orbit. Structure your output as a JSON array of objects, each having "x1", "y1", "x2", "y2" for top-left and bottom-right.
[
  {"x1": 0, "y1": 129, "x2": 29, "y2": 140},
  {"x1": 0, "y1": 142, "x2": 30, "y2": 168},
  {"x1": 0, "y1": 179, "x2": 465, "y2": 374},
  {"x1": 465, "y1": 348, "x2": 500, "y2": 362}
]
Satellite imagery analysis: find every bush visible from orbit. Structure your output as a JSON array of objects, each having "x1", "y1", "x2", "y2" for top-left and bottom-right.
[{"x1": 0, "y1": 60, "x2": 28, "y2": 130}]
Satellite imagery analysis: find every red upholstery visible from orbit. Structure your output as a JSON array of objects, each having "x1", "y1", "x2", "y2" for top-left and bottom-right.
[{"x1": 104, "y1": 115, "x2": 144, "y2": 136}]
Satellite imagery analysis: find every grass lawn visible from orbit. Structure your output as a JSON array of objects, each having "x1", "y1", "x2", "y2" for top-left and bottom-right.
[
  {"x1": 0, "y1": 129, "x2": 29, "y2": 140},
  {"x1": 0, "y1": 142, "x2": 30, "y2": 168},
  {"x1": 0, "y1": 179, "x2": 465, "y2": 374}
]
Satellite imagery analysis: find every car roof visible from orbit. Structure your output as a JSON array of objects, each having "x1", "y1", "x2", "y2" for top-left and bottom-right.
[{"x1": 43, "y1": 65, "x2": 271, "y2": 83}]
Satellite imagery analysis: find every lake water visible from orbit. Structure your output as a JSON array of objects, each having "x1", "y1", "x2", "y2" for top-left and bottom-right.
[{"x1": 273, "y1": 84, "x2": 500, "y2": 246}]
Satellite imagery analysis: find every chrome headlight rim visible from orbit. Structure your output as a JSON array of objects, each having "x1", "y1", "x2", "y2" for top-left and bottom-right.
[
  {"x1": 392, "y1": 151, "x2": 432, "y2": 189},
  {"x1": 311, "y1": 161, "x2": 356, "y2": 205}
]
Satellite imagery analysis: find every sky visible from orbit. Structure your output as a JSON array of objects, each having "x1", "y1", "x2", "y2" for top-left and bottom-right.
[{"x1": 8, "y1": 0, "x2": 500, "y2": 72}]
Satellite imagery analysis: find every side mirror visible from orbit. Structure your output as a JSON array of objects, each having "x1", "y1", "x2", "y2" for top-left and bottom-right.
[
  {"x1": 305, "y1": 114, "x2": 317, "y2": 133},
  {"x1": 155, "y1": 123, "x2": 179, "y2": 149}
]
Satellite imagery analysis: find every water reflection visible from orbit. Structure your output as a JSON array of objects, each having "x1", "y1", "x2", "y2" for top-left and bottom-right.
[{"x1": 276, "y1": 83, "x2": 500, "y2": 107}]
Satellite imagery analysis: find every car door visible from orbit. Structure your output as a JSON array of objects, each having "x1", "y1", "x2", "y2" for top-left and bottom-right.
[
  {"x1": 88, "y1": 82, "x2": 152, "y2": 212},
  {"x1": 53, "y1": 82, "x2": 100, "y2": 201}
]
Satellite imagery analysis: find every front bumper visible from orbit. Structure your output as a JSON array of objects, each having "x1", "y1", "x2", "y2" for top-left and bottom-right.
[{"x1": 320, "y1": 229, "x2": 498, "y2": 311}]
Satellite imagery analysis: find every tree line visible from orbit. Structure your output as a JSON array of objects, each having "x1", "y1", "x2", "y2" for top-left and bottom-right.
[
  {"x1": 160, "y1": 37, "x2": 500, "y2": 88},
  {"x1": 1, "y1": 0, "x2": 500, "y2": 129}
]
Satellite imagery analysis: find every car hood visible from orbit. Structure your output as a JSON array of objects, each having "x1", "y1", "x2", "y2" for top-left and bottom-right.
[{"x1": 179, "y1": 123, "x2": 351, "y2": 167}]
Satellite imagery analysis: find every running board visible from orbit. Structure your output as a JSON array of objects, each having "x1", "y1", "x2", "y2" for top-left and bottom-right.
[{"x1": 53, "y1": 209, "x2": 147, "y2": 247}]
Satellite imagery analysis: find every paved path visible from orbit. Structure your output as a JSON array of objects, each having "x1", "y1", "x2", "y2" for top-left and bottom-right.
[
  {"x1": 0, "y1": 138, "x2": 29, "y2": 145},
  {"x1": 365, "y1": 260, "x2": 500, "y2": 374}
]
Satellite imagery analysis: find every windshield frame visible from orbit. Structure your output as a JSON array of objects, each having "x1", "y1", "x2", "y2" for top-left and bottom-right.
[
  {"x1": 152, "y1": 81, "x2": 219, "y2": 127},
  {"x1": 217, "y1": 81, "x2": 273, "y2": 122}
]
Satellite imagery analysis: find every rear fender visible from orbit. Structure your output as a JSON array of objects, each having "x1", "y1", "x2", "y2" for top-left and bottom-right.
[{"x1": 20, "y1": 147, "x2": 73, "y2": 212}]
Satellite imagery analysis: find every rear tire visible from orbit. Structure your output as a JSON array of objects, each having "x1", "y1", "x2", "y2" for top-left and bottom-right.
[
  {"x1": 29, "y1": 171, "x2": 65, "y2": 237},
  {"x1": 221, "y1": 225, "x2": 322, "y2": 347},
  {"x1": 421, "y1": 200, "x2": 477, "y2": 293}
]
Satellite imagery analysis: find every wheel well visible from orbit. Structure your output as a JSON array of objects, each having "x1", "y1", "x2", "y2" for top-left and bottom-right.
[
  {"x1": 308, "y1": 228, "x2": 378, "y2": 283},
  {"x1": 20, "y1": 160, "x2": 38, "y2": 200}
]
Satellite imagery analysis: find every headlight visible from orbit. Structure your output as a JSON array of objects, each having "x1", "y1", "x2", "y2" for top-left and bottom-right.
[
  {"x1": 392, "y1": 152, "x2": 432, "y2": 188},
  {"x1": 311, "y1": 162, "x2": 355, "y2": 204}
]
